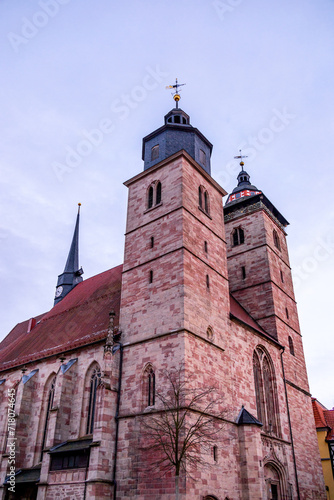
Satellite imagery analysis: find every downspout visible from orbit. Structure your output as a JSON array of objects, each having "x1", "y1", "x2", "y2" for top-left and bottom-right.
[
  {"x1": 112, "y1": 342, "x2": 124, "y2": 500},
  {"x1": 83, "y1": 449, "x2": 89, "y2": 500},
  {"x1": 280, "y1": 347, "x2": 300, "y2": 500}
]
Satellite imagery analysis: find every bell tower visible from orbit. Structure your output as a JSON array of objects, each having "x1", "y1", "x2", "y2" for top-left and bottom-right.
[{"x1": 224, "y1": 158, "x2": 321, "y2": 498}]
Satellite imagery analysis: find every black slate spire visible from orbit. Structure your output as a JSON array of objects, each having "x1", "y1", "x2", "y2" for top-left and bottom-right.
[{"x1": 54, "y1": 204, "x2": 84, "y2": 306}]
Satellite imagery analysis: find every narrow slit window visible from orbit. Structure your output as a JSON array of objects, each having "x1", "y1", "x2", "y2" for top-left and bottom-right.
[
  {"x1": 280, "y1": 270, "x2": 284, "y2": 283},
  {"x1": 285, "y1": 307, "x2": 289, "y2": 319},
  {"x1": 206, "y1": 274, "x2": 210, "y2": 289},
  {"x1": 242, "y1": 266, "x2": 246, "y2": 280},
  {"x1": 150, "y1": 237, "x2": 154, "y2": 248},
  {"x1": 204, "y1": 241, "x2": 208, "y2": 253},
  {"x1": 213, "y1": 445, "x2": 218, "y2": 462},
  {"x1": 149, "y1": 270, "x2": 153, "y2": 283}
]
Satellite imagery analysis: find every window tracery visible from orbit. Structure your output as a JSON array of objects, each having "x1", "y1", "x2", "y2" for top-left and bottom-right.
[{"x1": 253, "y1": 347, "x2": 280, "y2": 437}]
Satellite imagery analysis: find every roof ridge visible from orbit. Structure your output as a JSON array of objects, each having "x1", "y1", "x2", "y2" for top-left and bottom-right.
[{"x1": 41, "y1": 291, "x2": 115, "y2": 323}]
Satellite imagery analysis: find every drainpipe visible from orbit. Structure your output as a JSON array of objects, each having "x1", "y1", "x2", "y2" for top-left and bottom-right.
[
  {"x1": 280, "y1": 348, "x2": 300, "y2": 500},
  {"x1": 112, "y1": 341, "x2": 124, "y2": 500},
  {"x1": 83, "y1": 449, "x2": 89, "y2": 500}
]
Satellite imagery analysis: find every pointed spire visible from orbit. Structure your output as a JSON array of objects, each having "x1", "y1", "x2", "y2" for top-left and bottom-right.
[
  {"x1": 63, "y1": 203, "x2": 81, "y2": 275},
  {"x1": 54, "y1": 204, "x2": 84, "y2": 306}
]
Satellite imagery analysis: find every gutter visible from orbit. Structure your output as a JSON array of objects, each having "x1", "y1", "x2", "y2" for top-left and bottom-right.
[
  {"x1": 280, "y1": 348, "x2": 300, "y2": 500},
  {"x1": 112, "y1": 341, "x2": 124, "y2": 500}
]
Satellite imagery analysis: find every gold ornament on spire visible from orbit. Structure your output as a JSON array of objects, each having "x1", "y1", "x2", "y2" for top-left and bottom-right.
[
  {"x1": 234, "y1": 150, "x2": 248, "y2": 170},
  {"x1": 166, "y1": 78, "x2": 186, "y2": 108}
]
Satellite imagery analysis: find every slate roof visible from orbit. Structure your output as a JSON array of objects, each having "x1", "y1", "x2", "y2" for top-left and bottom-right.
[
  {"x1": 0, "y1": 265, "x2": 122, "y2": 372},
  {"x1": 312, "y1": 398, "x2": 334, "y2": 441},
  {"x1": 236, "y1": 406, "x2": 262, "y2": 426},
  {"x1": 0, "y1": 263, "x2": 275, "y2": 372}
]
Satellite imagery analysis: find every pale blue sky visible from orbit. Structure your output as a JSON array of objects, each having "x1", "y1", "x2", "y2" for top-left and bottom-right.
[{"x1": 1, "y1": 0, "x2": 333, "y2": 408}]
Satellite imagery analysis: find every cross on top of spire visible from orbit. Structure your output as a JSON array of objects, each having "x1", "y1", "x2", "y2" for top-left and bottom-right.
[
  {"x1": 234, "y1": 149, "x2": 248, "y2": 171},
  {"x1": 166, "y1": 78, "x2": 186, "y2": 108}
]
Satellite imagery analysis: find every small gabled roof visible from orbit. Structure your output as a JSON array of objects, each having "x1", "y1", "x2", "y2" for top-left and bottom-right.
[
  {"x1": 236, "y1": 406, "x2": 262, "y2": 426},
  {"x1": 0, "y1": 264, "x2": 122, "y2": 372}
]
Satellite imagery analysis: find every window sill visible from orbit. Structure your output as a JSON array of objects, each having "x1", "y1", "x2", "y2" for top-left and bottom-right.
[
  {"x1": 144, "y1": 202, "x2": 163, "y2": 214},
  {"x1": 144, "y1": 405, "x2": 155, "y2": 413},
  {"x1": 198, "y1": 206, "x2": 212, "y2": 220}
]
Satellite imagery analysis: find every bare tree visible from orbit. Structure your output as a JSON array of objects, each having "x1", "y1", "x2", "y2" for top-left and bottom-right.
[{"x1": 141, "y1": 367, "x2": 225, "y2": 499}]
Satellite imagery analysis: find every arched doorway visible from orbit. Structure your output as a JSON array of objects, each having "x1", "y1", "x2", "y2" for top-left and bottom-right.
[{"x1": 264, "y1": 461, "x2": 290, "y2": 500}]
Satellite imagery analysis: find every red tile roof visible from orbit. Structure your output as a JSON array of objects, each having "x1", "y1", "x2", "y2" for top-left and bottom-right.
[
  {"x1": 312, "y1": 398, "x2": 334, "y2": 441},
  {"x1": 324, "y1": 409, "x2": 334, "y2": 441},
  {"x1": 0, "y1": 265, "x2": 122, "y2": 372},
  {"x1": 0, "y1": 264, "x2": 277, "y2": 372},
  {"x1": 230, "y1": 294, "x2": 268, "y2": 336}
]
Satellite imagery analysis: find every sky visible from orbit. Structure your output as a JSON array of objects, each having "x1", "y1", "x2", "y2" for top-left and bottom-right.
[{"x1": 0, "y1": 0, "x2": 333, "y2": 409}]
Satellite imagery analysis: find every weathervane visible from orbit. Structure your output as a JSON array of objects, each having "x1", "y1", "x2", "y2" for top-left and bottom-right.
[
  {"x1": 234, "y1": 149, "x2": 248, "y2": 170},
  {"x1": 166, "y1": 78, "x2": 186, "y2": 108}
]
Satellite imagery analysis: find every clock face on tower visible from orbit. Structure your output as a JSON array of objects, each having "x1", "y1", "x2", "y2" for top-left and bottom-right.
[{"x1": 55, "y1": 286, "x2": 63, "y2": 298}]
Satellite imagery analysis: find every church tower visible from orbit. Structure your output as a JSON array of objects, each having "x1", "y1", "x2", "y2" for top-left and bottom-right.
[
  {"x1": 117, "y1": 88, "x2": 231, "y2": 497},
  {"x1": 224, "y1": 158, "x2": 324, "y2": 499}
]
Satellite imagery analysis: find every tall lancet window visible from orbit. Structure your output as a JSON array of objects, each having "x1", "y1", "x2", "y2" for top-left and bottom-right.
[
  {"x1": 253, "y1": 352, "x2": 265, "y2": 426},
  {"x1": 41, "y1": 376, "x2": 56, "y2": 459},
  {"x1": 253, "y1": 347, "x2": 280, "y2": 436},
  {"x1": 156, "y1": 181, "x2": 162, "y2": 205},
  {"x1": 144, "y1": 365, "x2": 155, "y2": 407},
  {"x1": 86, "y1": 365, "x2": 101, "y2": 435},
  {"x1": 198, "y1": 186, "x2": 203, "y2": 208},
  {"x1": 148, "y1": 186, "x2": 154, "y2": 209}
]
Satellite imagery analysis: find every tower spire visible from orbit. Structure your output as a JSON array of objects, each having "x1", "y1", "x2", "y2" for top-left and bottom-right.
[{"x1": 54, "y1": 204, "x2": 84, "y2": 306}]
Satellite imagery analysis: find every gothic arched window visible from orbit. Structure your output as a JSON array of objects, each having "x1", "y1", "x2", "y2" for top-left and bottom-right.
[
  {"x1": 273, "y1": 229, "x2": 281, "y2": 251},
  {"x1": 86, "y1": 365, "x2": 101, "y2": 435},
  {"x1": 199, "y1": 186, "x2": 203, "y2": 208},
  {"x1": 199, "y1": 186, "x2": 210, "y2": 215},
  {"x1": 148, "y1": 186, "x2": 154, "y2": 209},
  {"x1": 199, "y1": 149, "x2": 206, "y2": 165},
  {"x1": 253, "y1": 348, "x2": 280, "y2": 437},
  {"x1": 232, "y1": 227, "x2": 245, "y2": 246},
  {"x1": 156, "y1": 181, "x2": 162, "y2": 205},
  {"x1": 144, "y1": 366, "x2": 156, "y2": 407},
  {"x1": 41, "y1": 375, "x2": 56, "y2": 459},
  {"x1": 288, "y1": 336, "x2": 295, "y2": 356},
  {"x1": 147, "y1": 181, "x2": 162, "y2": 210},
  {"x1": 151, "y1": 144, "x2": 159, "y2": 161},
  {"x1": 204, "y1": 190, "x2": 209, "y2": 213},
  {"x1": 253, "y1": 352, "x2": 265, "y2": 425}
]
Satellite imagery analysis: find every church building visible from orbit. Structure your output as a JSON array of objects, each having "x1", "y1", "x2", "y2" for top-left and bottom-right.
[{"x1": 0, "y1": 89, "x2": 326, "y2": 499}]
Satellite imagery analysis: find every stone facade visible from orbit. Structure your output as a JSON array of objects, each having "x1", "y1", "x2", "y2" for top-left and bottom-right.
[{"x1": 0, "y1": 117, "x2": 326, "y2": 499}]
